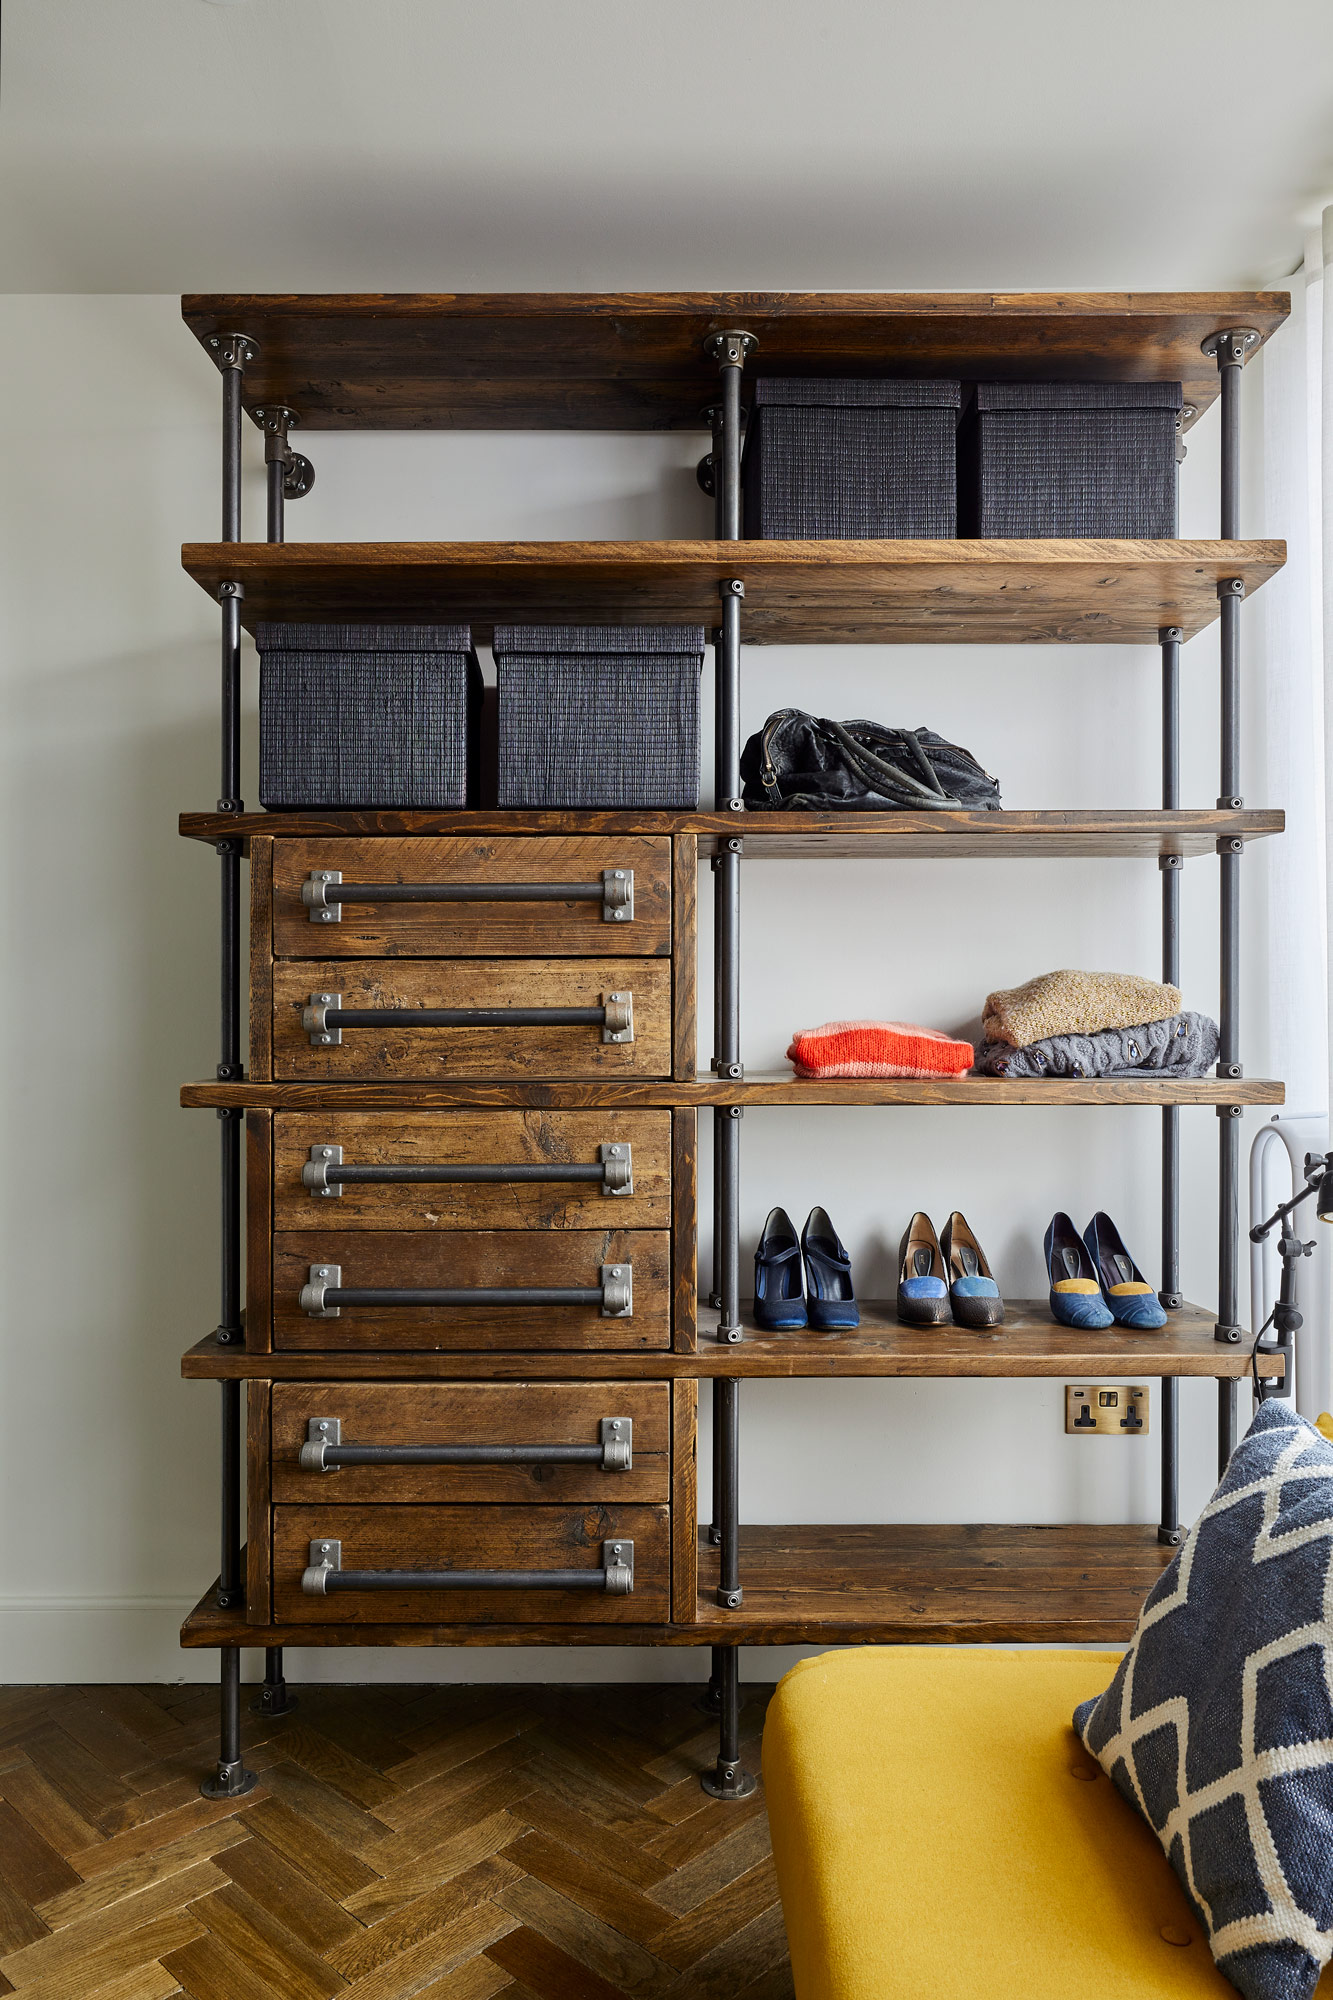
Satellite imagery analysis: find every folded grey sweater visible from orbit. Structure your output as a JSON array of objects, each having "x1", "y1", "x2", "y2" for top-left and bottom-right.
[{"x1": 974, "y1": 1011, "x2": 1219, "y2": 1080}]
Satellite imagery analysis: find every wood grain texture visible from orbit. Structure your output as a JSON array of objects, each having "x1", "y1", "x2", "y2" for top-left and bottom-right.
[
  {"x1": 182, "y1": 804, "x2": 1287, "y2": 855},
  {"x1": 180, "y1": 1300, "x2": 1280, "y2": 1381},
  {"x1": 671, "y1": 832, "x2": 698, "y2": 1081},
  {"x1": 271, "y1": 1228, "x2": 671, "y2": 1353},
  {"x1": 181, "y1": 289, "x2": 1289, "y2": 428},
  {"x1": 244, "y1": 1111, "x2": 272, "y2": 1355},
  {"x1": 248, "y1": 837, "x2": 273, "y2": 1080},
  {"x1": 181, "y1": 1518, "x2": 1172, "y2": 1643},
  {"x1": 272, "y1": 1107, "x2": 672, "y2": 1232},
  {"x1": 672, "y1": 1379, "x2": 699, "y2": 1624},
  {"x1": 246, "y1": 1380, "x2": 272, "y2": 1622},
  {"x1": 269, "y1": 1380, "x2": 670, "y2": 1504},
  {"x1": 272, "y1": 1504, "x2": 671, "y2": 1624},
  {"x1": 0, "y1": 1682, "x2": 786, "y2": 2000},
  {"x1": 671, "y1": 1110, "x2": 698, "y2": 1353},
  {"x1": 271, "y1": 958, "x2": 672, "y2": 1081},
  {"x1": 694, "y1": 1523, "x2": 1176, "y2": 1643},
  {"x1": 271, "y1": 835, "x2": 671, "y2": 960},
  {"x1": 185, "y1": 1071, "x2": 1286, "y2": 1109},
  {"x1": 181, "y1": 538, "x2": 1285, "y2": 647}
]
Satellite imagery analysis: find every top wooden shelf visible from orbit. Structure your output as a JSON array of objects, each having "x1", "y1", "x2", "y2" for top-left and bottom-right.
[{"x1": 181, "y1": 291, "x2": 1290, "y2": 431}]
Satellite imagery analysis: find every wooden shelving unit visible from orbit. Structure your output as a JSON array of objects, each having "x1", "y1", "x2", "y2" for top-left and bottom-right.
[{"x1": 175, "y1": 289, "x2": 1291, "y2": 1800}]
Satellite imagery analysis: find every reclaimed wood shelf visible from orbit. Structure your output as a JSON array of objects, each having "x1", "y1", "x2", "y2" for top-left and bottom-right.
[
  {"x1": 181, "y1": 538, "x2": 1284, "y2": 647},
  {"x1": 179, "y1": 805, "x2": 1285, "y2": 858},
  {"x1": 182, "y1": 1073, "x2": 1286, "y2": 1110},
  {"x1": 180, "y1": 1303, "x2": 1277, "y2": 1381},
  {"x1": 691, "y1": 1523, "x2": 1177, "y2": 1644},
  {"x1": 180, "y1": 1520, "x2": 1174, "y2": 1646},
  {"x1": 181, "y1": 291, "x2": 1290, "y2": 431}
]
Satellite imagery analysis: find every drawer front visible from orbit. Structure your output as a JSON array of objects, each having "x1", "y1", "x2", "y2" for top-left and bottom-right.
[
  {"x1": 271, "y1": 1381, "x2": 670, "y2": 1503},
  {"x1": 274, "y1": 1502, "x2": 670, "y2": 1624},
  {"x1": 273, "y1": 1229, "x2": 671, "y2": 1351},
  {"x1": 272, "y1": 959, "x2": 671, "y2": 1079},
  {"x1": 272, "y1": 837, "x2": 672, "y2": 959},
  {"x1": 273, "y1": 1109, "x2": 671, "y2": 1231}
]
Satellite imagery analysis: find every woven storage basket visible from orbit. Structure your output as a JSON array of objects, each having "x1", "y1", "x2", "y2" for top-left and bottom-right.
[
  {"x1": 742, "y1": 378, "x2": 961, "y2": 539},
  {"x1": 493, "y1": 625, "x2": 704, "y2": 809},
  {"x1": 258, "y1": 623, "x2": 481, "y2": 809},
  {"x1": 960, "y1": 381, "x2": 1182, "y2": 538}
]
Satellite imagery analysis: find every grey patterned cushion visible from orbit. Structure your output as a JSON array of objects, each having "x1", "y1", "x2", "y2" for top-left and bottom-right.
[{"x1": 1075, "y1": 1401, "x2": 1333, "y2": 2000}]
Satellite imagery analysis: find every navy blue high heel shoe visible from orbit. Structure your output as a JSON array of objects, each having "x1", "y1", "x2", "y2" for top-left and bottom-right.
[
  {"x1": 801, "y1": 1207, "x2": 860, "y2": 1330},
  {"x1": 754, "y1": 1207, "x2": 807, "y2": 1329},
  {"x1": 1083, "y1": 1212, "x2": 1167, "y2": 1329},
  {"x1": 1044, "y1": 1212, "x2": 1114, "y2": 1329}
]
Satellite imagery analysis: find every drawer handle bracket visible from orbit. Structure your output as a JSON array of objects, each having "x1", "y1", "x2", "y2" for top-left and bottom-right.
[
  {"x1": 300, "y1": 1537, "x2": 635, "y2": 1596},
  {"x1": 297, "y1": 1262, "x2": 633, "y2": 1319},
  {"x1": 301, "y1": 991, "x2": 634, "y2": 1047},
  {"x1": 301, "y1": 1140, "x2": 633, "y2": 1197},
  {"x1": 298, "y1": 1413, "x2": 633, "y2": 1473},
  {"x1": 302, "y1": 868, "x2": 634, "y2": 924}
]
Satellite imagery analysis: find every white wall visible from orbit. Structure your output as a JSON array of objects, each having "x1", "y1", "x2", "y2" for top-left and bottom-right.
[{"x1": 0, "y1": 293, "x2": 1311, "y2": 1684}]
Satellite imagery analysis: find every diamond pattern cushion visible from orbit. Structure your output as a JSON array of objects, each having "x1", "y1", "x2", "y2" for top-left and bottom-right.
[{"x1": 1076, "y1": 1401, "x2": 1333, "y2": 2000}]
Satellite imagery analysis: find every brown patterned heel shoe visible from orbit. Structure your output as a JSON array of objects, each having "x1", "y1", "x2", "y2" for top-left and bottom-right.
[
  {"x1": 896, "y1": 1213, "x2": 951, "y2": 1325},
  {"x1": 940, "y1": 1211, "x2": 1005, "y2": 1328}
]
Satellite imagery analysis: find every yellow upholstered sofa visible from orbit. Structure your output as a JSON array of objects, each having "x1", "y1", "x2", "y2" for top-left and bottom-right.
[{"x1": 763, "y1": 1646, "x2": 1333, "y2": 1999}]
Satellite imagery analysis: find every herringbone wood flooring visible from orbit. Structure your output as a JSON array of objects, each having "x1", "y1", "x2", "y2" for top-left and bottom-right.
[{"x1": 0, "y1": 1681, "x2": 789, "y2": 2000}]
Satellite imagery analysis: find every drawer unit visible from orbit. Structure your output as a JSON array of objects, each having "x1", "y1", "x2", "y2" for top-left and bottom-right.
[
  {"x1": 274, "y1": 1502, "x2": 671, "y2": 1624},
  {"x1": 271, "y1": 836, "x2": 672, "y2": 960},
  {"x1": 273, "y1": 1109, "x2": 671, "y2": 1231},
  {"x1": 270, "y1": 1381, "x2": 670, "y2": 1504},
  {"x1": 272, "y1": 1229, "x2": 671, "y2": 1351},
  {"x1": 271, "y1": 958, "x2": 671, "y2": 1079}
]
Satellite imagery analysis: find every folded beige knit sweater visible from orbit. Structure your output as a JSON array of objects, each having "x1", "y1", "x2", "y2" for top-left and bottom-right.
[{"x1": 982, "y1": 970, "x2": 1182, "y2": 1049}]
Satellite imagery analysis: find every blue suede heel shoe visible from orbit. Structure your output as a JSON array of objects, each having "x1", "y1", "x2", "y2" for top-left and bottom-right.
[
  {"x1": 940, "y1": 1212, "x2": 1004, "y2": 1328},
  {"x1": 801, "y1": 1207, "x2": 860, "y2": 1330},
  {"x1": 1083, "y1": 1212, "x2": 1168, "y2": 1329},
  {"x1": 754, "y1": 1207, "x2": 807, "y2": 1329},
  {"x1": 1044, "y1": 1212, "x2": 1114, "y2": 1329},
  {"x1": 896, "y1": 1213, "x2": 951, "y2": 1326}
]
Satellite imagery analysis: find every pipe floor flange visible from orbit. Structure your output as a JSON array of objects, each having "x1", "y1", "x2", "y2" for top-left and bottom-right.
[
  {"x1": 695, "y1": 1684, "x2": 724, "y2": 1717},
  {"x1": 251, "y1": 1684, "x2": 299, "y2": 1717},
  {"x1": 701, "y1": 1758, "x2": 758, "y2": 1801},
  {"x1": 201, "y1": 1758, "x2": 257, "y2": 1800}
]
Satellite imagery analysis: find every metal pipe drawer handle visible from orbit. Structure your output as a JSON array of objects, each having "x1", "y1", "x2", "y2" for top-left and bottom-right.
[
  {"x1": 299, "y1": 1262, "x2": 633, "y2": 1318},
  {"x1": 299, "y1": 1414, "x2": 632, "y2": 1472},
  {"x1": 303, "y1": 867, "x2": 634, "y2": 923},
  {"x1": 302, "y1": 992, "x2": 634, "y2": 1046},
  {"x1": 301, "y1": 1538, "x2": 634, "y2": 1596},
  {"x1": 302, "y1": 1141, "x2": 633, "y2": 1196}
]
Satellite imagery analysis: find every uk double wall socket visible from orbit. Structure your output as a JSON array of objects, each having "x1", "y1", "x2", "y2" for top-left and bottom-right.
[{"x1": 1065, "y1": 1385, "x2": 1149, "y2": 1435}]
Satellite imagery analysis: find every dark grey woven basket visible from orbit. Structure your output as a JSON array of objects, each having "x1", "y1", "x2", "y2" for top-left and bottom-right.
[
  {"x1": 742, "y1": 378, "x2": 961, "y2": 539},
  {"x1": 961, "y1": 381, "x2": 1182, "y2": 538},
  {"x1": 257, "y1": 623, "x2": 481, "y2": 809},
  {"x1": 493, "y1": 625, "x2": 704, "y2": 809}
]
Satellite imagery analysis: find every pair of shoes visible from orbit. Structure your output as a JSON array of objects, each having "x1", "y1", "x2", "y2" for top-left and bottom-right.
[
  {"x1": 896, "y1": 1212, "x2": 1004, "y2": 1329},
  {"x1": 754, "y1": 1208, "x2": 859, "y2": 1330},
  {"x1": 1044, "y1": 1212, "x2": 1167, "y2": 1330}
]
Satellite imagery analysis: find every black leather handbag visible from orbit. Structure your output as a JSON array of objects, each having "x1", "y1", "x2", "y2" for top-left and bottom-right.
[{"x1": 740, "y1": 710, "x2": 1002, "y2": 811}]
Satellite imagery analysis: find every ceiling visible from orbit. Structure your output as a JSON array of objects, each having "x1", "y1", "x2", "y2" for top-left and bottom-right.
[{"x1": 3, "y1": 0, "x2": 1332, "y2": 294}]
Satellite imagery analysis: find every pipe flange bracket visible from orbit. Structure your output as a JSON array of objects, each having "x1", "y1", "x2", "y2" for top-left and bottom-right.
[
  {"x1": 304, "y1": 992, "x2": 342, "y2": 1046},
  {"x1": 705, "y1": 330, "x2": 757, "y2": 367},
  {"x1": 602, "y1": 992, "x2": 634, "y2": 1044},
  {"x1": 1217, "y1": 577, "x2": 1246, "y2": 599},
  {"x1": 602, "y1": 1539, "x2": 634, "y2": 1593},
  {"x1": 716, "y1": 1586, "x2": 744, "y2": 1609},
  {"x1": 1158, "y1": 853, "x2": 1183, "y2": 871},
  {"x1": 600, "y1": 1264, "x2": 633, "y2": 1318},
  {"x1": 1158, "y1": 624, "x2": 1184, "y2": 644},
  {"x1": 600, "y1": 1418, "x2": 633, "y2": 1470},
  {"x1": 302, "y1": 1539, "x2": 341, "y2": 1592},
  {"x1": 300, "y1": 1417, "x2": 342, "y2": 1470},
  {"x1": 1214, "y1": 1322, "x2": 1244, "y2": 1344},
  {"x1": 1216, "y1": 1062, "x2": 1244, "y2": 1080},
  {"x1": 300, "y1": 1264, "x2": 342, "y2": 1318},
  {"x1": 1216, "y1": 1103, "x2": 1245, "y2": 1117},
  {"x1": 1158, "y1": 1526, "x2": 1184, "y2": 1547},
  {"x1": 1201, "y1": 327, "x2": 1261, "y2": 364},
  {"x1": 719, "y1": 577, "x2": 746, "y2": 600},
  {"x1": 207, "y1": 332, "x2": 259, "y2": 371},
  {"x1": 599, "y1": 1142, "x2": 634, "y2": 1195}
]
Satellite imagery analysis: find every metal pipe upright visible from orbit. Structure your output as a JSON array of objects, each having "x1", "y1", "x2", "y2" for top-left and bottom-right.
[
  {"x1": 201, "y1": 1647, "x2": 256, "y2": 1800},
  {"x1": 1202, "y1": 327, "x2": 1258, "y2": 1467},
  {"x1": 1159, "y1": 625, "x2": 1183, "y2": 1544}
]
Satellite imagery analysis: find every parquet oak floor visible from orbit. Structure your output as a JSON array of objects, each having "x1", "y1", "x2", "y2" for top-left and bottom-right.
[{"x1": 0, "y1": 1684, "x2": 788, "y2": 2000}]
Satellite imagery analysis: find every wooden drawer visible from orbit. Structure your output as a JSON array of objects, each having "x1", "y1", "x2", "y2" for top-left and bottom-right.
[
  {"x1": 273, "y1": 1502, "x2": 670, "y2": 1624},
  {"x1": 272, "y1": 1229, "x2": 671, "y2": 1351},
  {"x1": 272, "y1": 837, "x2": 672, "y2": 959},
  {"x1": 271, "y1": 958, "x2": 671, "y2": 1079},
  {"x1": 270, "y1": 1381, "x2": 670, "y2": 1503},
  {"x1": 273, "y1": 1109, "x2": 671, "y2": 1231}
]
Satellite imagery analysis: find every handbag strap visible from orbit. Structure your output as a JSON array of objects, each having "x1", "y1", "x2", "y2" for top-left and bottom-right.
[{"x1": 820, "y1": 719, "x2": 964, "y2": 807}]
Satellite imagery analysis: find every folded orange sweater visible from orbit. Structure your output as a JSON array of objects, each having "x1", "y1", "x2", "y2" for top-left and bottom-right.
[{"x1": 786, "y1": 1020, "x2": 975, "y2": 1079}]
